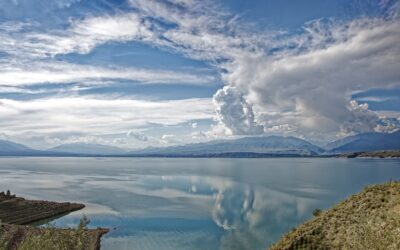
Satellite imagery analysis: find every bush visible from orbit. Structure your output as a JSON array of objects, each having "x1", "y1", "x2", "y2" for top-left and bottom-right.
[
  {"x1": 18, "y1": 215, "x2": 91, "y2": 250},
  {"x1": 312, "y1": 208, "x2": 322, "y2": 217}
]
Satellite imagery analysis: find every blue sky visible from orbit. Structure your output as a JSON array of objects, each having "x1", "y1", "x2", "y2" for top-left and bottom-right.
[{"x1": 0, "y1": 0, "x2": 399, "y2": 149}]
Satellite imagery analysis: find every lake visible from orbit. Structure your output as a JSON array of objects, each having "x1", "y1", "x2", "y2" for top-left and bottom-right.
[{"x1": 0, "y1": 157, "x2": 399, "y2": 249}]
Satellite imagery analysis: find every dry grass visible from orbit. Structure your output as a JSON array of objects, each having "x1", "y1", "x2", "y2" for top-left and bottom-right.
[{"x1": 270, "y1": 181, "x2": 400, "y2": 250}]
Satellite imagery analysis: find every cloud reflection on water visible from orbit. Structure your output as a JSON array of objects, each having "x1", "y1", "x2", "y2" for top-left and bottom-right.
[{"x1": 1, "y1": 157, "x2": 399, "y2": 249}]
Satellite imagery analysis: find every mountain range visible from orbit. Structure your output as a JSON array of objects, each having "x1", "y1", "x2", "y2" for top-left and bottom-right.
[
  {"x1": 0, "y1": 130, "x2": 399, "y2": 157},
  {"x1": 129, "y1": 136, "x2": 325, "y2": 156},
  {"x1": 49, "y1": 143, "x2": 128, "y2": 155}
]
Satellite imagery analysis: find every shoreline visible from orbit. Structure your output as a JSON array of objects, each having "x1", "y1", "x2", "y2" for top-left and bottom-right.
[
  {"x1": 0, "y1": 150, "x2": 399, "y2": 158},
  {"x1": 0, "y1": 191, "x2": 109, "y2": 250}
]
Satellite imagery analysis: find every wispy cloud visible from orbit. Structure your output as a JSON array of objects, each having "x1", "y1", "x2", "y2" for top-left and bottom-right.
[
  {"x1": 0, "y1": 13, "x2": 150, "y2": 58},
  {"x1": 0, "y1": 60, "x2": 215, "y2": 86}
]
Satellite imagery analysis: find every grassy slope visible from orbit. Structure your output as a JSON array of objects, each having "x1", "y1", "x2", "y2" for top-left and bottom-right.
[{"x1": 270, "y1": 182, "x2": 400, "y2": 250}]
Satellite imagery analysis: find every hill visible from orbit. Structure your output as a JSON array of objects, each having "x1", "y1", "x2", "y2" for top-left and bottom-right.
[
  {"x1": 270, "y1": 181, "x2": 400, "y2": 250},
  {"x1": 327, "y1": 130, "x2": 400, "y2": 153},
  {"x1": 0, "y1": 140, "x2": 41, "y2": 156}
]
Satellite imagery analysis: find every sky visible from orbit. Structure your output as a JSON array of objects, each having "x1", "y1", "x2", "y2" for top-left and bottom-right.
[{"x1": 0, "y1": 0, "x2": 399, "y2": 149}]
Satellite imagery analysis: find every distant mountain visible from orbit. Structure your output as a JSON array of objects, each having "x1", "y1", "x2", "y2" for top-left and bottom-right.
[
  {"x1": 0, "y1": 140, "x2": 39, "y2": 156},
  {"x1": 325, "y1": 135, "x2": 361, "y2": 151},
  {"x1": 3, "y1": 132, "x2": 399, "y2": 157},
  {"x1": 48, "y1": 143, "x2": 127, "y2": 155},
  {"x1": 130, "y1": 136, "x2": 326, "y2": 156},
  {"x1": 328, "y1": 130, "x2": 400, "y2": 153}
]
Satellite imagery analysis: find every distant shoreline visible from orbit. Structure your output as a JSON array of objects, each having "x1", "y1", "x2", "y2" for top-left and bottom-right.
[
  {"x1": 0, "y1": 150, "x2": 399, "y2": 158},
  {"x1": 337, "y1": 151, "x2": 400, "y2": 158}
]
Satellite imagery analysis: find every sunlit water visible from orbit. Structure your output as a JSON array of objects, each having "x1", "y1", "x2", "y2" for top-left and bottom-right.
[{"x1": 0, "y1": 157, "x2": 399, "y2": 249}]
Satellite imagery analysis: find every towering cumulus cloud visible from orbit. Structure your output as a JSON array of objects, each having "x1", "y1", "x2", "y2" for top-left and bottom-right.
[
  {"x1": 218, "y1": 17, "x2": 400, "y2": 139},
  {"x1": 128, "y1": 0, "x2": 400, "y2": 140},
  {"x1": 340, "y1": 101, "x2": 400, "y2": 136},
  {"x1": 213, "y1": 86, "x2": 264, "y2": 135}
]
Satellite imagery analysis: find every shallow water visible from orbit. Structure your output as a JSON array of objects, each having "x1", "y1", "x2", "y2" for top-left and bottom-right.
[{"x1": 0, "y1": 157, "x2": 399, "y2": 249}]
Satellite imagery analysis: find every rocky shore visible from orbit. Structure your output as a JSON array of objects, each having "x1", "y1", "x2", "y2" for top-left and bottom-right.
[
  {"x1": 0, "y1": 191, "x2": 84, "y2": 225},
  {"x1": 0, "y1": 191, "x2": 108, "y2": 250}
]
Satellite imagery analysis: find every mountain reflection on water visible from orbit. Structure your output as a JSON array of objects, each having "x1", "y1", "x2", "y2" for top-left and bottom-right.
[{"x1": 0, "y1": 157, "x2": 399, "y2": 249}]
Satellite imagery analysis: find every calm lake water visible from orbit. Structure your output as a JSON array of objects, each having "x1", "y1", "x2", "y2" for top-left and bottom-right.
[{"x1": 0, "y1": 157, "x2": 399, "y2": 249}]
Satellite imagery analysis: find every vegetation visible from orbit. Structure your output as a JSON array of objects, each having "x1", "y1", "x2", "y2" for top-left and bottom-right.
[
  {"x1": 270, "y1": 181, "x2": 400, "y2": 250},
  {"x1": 342, "y1": 150, "x2": 400, "y2": 158},
  {"x1": 0, "y1": 216, "x2": 107, "y2": 250},
  {"x1": 312, "y1": 208, "x2": 322, "y2": 217}
]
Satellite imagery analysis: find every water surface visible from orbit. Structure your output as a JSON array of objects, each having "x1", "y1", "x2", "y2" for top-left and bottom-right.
[{"x1": 0, "y1": 157, "x2": 399, "y2": 249}]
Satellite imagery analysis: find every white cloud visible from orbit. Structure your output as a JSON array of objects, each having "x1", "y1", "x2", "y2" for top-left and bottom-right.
[
  {"x1": 161, "y1": 134, "x2": 176, "y2": 144},
  {"x1": 339, "y1": 101, "x2": 400, "y2": 135},
  {"x1": 129, "y1": 0, "x2": 270, "y2": 61},
  {"x1": 0, "y1": 13, "x2": 151, "y2": 58},
  {"x1": 354, "y1": 96, "x2": 399, "y2": 102},
  {"x1": 375, "y1": 117, "x2": 400, "y2": 133},
  {"x1": 0, "y1": 60, "x2": 214, "y2": 86},
  {"x1": 0, "y1": 97, "x2": 214, "y2": 139},
  {"x1": 339, "y1": 101, "x2": 382, "y2": 136},
  {"x1": 4, "y1": 0, "x2": 81, "y2": 9},
  {"x1": 191, "y1": 122, "x2": 198, "y2": 129},
  {"x1": 191, "y1": 131, "x2": 207, "y2": 139},
  {"x1": 0, "y1": 20, "x2": 32, "y2": 32},
  {"x1": 233, "y1": 19, "x2": 400, "y2": 139},
  {"x1": 39, "y1": 13, "x2": 151, "y2": 55},
  {"x1": 127, "y1": 131, "x2": 148, "y2": 142},
  {"x1": 213, "y1": 86, "x2": 264, "y2": 135},
  {"x1": 126, "y1": 1, "x2": 400, "y2": 139}
]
